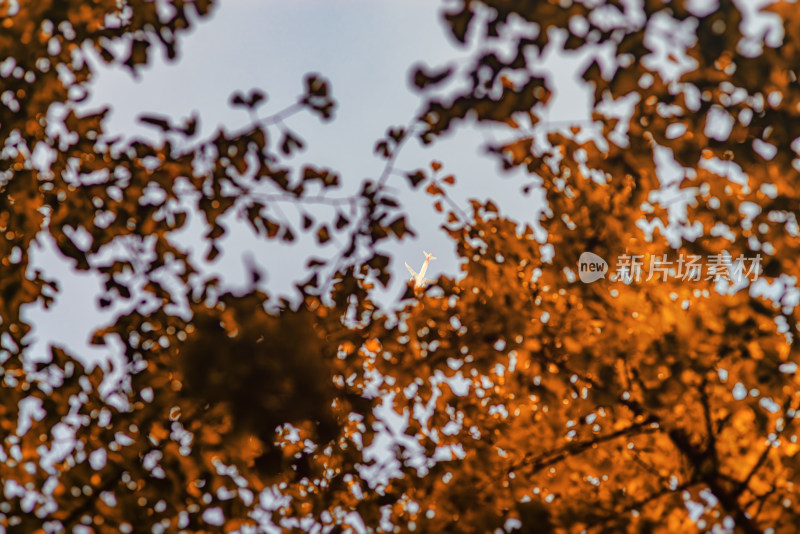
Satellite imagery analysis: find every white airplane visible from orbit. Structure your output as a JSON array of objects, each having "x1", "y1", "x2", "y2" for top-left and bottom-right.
[{"x1": 405, "y1": 251, "x2": 437, "y2": 288}]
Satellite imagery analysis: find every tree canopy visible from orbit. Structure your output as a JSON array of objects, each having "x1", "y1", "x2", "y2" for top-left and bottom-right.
[{"x1": 2, "y1": 0, "x2": 800, "y2": 532}]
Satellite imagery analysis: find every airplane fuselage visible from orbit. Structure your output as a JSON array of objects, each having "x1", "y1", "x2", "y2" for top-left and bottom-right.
[{"x1": 416, "y1": 257, "x2": 432, "y2": 280}]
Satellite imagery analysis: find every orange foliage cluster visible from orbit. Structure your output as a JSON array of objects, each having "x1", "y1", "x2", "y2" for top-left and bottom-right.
[{"x1": 1, "y1": 0, "x2": 799, "y2": 533}]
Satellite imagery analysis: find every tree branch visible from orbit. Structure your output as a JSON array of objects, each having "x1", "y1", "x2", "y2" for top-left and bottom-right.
[{"x1": 509, "y1": 417, "x2": 658, "y2": 476}]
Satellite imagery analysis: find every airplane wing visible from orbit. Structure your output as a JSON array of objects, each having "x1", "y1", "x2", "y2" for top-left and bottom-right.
[{"x1": 405, "y1": 262, "x2": 417, "y2": 277}]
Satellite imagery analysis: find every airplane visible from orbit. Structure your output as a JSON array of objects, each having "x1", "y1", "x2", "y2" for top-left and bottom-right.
[{"x1": 405, "y1": 251, "x2": 437, "y2": 288}]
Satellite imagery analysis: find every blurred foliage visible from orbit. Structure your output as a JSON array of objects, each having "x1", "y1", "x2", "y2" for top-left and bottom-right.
[{"x1": 2, "y1": 0, "x2": 800, "y2": 532}]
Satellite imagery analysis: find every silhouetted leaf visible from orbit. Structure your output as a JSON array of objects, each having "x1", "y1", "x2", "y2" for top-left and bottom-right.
[
  {"x1": 406, "y1": 170, "x2": 426, "y2": 188},
  {"x1": 411, "y1": 64, "x2": 454, "y2": 90},
  {"x1": 316, "y1": 225, "x2": 331, "y2": 244},
  {"x1": 138, "y1": 114, "x2": 172, "y2": 131}
]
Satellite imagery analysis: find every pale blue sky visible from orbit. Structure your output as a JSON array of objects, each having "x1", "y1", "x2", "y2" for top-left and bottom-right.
[{"x1": 23, "y1": 0, "x2": 591, "y2": 364}]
